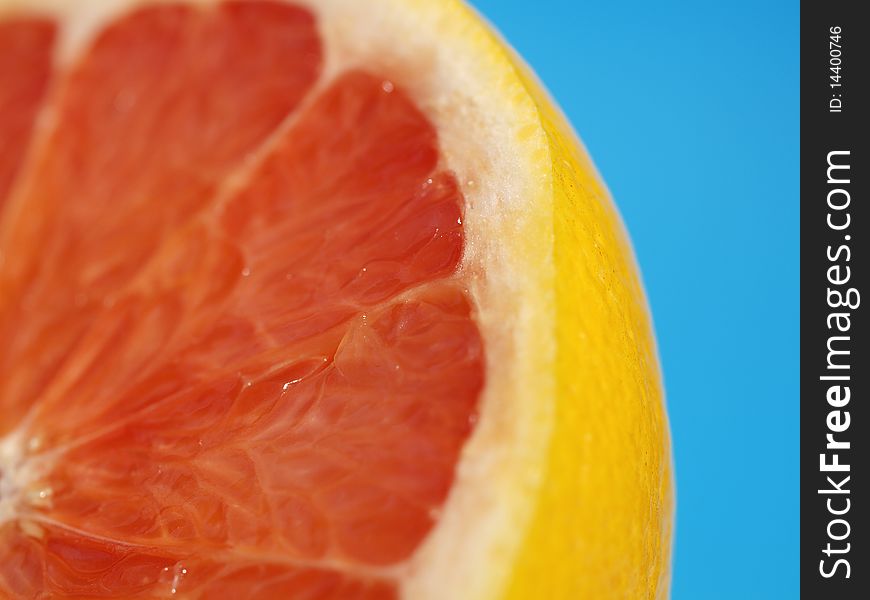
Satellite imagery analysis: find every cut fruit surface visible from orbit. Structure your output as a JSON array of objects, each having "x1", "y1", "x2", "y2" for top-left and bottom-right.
[{"x1": 0, "y1": 1, "x2": 673, "y2": 599}]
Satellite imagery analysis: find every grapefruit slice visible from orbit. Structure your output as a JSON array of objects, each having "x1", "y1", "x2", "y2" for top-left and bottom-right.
[{"x1": 0, "y1": 1, "x2": 673, "y2": 598}]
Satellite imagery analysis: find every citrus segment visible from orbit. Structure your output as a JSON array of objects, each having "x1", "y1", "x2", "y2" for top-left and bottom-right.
[
  {"x1": 0, "y1": 0, "x2": 322, "y2": 433},
  {"x1": 0, "y1": 17, "x2": 54, "y2": 209},
  {"x1": 0, "y1": 522, "x2": 395, "y2": 598}
]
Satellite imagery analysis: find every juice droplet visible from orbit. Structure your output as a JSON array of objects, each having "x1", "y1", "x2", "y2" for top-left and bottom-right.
[
  {"x1": 27, "y1": 486, "x2": 53, "y2": 508},
  {"x1": 158, "y1": 562, "x2": 188, "y2": 596},
  {"x1": 27, "y1": 435, "x2": 42, "y2": 453}
]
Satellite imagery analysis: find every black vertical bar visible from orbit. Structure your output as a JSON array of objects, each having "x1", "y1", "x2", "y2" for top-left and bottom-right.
[{"x1": 801, "y1": 0, "x2": 867, "y2": 597}]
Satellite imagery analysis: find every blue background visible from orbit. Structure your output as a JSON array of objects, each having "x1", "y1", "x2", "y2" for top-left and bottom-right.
[{"x1": 469, "y1": 1, "x2": 799, "y2": 598}]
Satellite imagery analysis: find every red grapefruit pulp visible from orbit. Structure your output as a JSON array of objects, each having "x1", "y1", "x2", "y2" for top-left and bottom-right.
[{"x1": 0, "y1": 2, "x2": 483, "y2": 597}]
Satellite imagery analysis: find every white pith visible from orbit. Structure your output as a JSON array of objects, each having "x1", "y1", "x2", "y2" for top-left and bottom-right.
[{"x1": 0, "y1": 1, "x2": 557, "y2": 598}]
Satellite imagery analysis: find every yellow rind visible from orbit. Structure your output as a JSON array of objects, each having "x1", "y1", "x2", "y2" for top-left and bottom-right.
[
  {"x1": 450, "y1": 4, "x2": 675, "y2": 599},
  {"x1": 507, "y1": 75, "x2": 674, "y2": 599}
]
